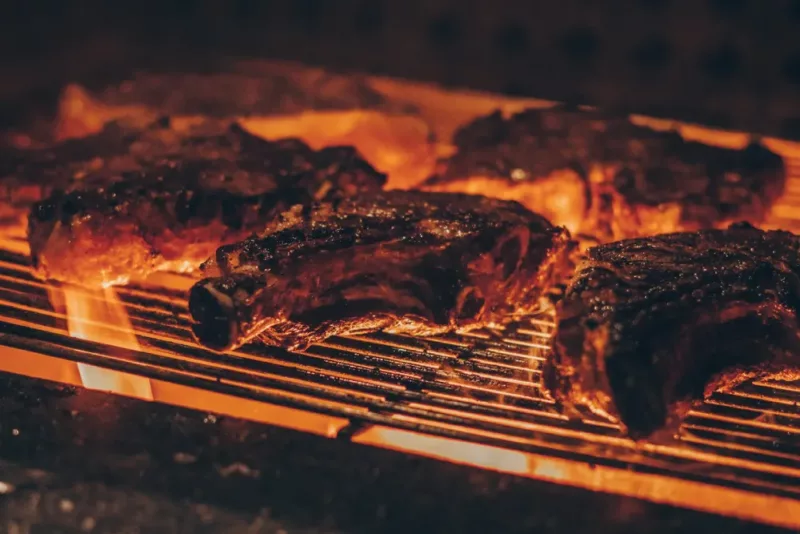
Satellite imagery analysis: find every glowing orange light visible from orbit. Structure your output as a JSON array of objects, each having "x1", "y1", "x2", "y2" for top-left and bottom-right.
[
  {"x1": 62, "y1": 286, "x2": 153, "y2": 400},
  {"x1": 241, "y1": 111, "x2": 436, "y2": 189},
  {"x1": 355, "y1": 426, "x2": 531, "y2": 474},
  {"x1": 10, "y1": 68, "x2": 799, "y2": 532},
  {"x1": 55, "y1": 84, "x2": 438, "y2": 191}
]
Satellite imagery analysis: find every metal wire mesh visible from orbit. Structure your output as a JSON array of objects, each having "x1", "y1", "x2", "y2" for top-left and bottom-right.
[{"x1": 0, "y1": 224, "x2": 798, "y2": 526}]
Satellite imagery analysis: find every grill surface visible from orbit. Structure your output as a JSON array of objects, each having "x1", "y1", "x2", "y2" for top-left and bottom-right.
[{"x1": 2, "y1": 154, "x2": 800, "y2": 528}]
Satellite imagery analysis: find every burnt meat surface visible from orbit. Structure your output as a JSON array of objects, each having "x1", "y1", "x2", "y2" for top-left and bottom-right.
[
  {"x1": 423, "y1": 106, "x2": 786, "y2": 241},
  {"x1": 1, "y1": 121, "x2": 152, "y2": 227},
  {"x1": 544, "y1": 223, "x2": 800, "y2": 440},
  {"x1": 25, "y1": 119, "x2": 386, "y2": 286},
  {"x1": 189, "y1": 191, "x2": 574, "y2": 351},
  {"x1": 3, "y1": 118, "x2": 257, "y2": 226}
]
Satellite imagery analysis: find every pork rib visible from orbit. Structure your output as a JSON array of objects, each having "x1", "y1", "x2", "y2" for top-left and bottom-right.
[
  {"x1": 422, "y1": 106, "x2": 786, "y2": 241},
  {"x1": 189, "y1": 191, "x2": 574, "y2": 351},
  {"x1": 543, "y1": 223, "x2": 800, "y2": 439},
  {"x1": 26, "y1": 119, "x2": 386, "y2": 286}
]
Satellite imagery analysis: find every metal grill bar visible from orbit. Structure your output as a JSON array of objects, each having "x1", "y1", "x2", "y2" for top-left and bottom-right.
[
  {"x1": 1, "y1": 108, "x2": 800, "y2": 526},
  {"x1": 0, "y1": 239, "x2": 799, "y2": 528}
]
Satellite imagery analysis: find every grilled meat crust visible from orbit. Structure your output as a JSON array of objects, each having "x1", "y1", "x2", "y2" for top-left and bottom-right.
[
  {"x1": 544, "y1": 223, "x2": 800, "y2": 440},
  {"x1": 422, "y1": 106, "x2": 786, "y2": 241},
  {"x1": 189, "y1": 191, "x2": 574, "y2": 352},
  {"x1": 1, "y1": 121, "x2": 149, "y2": 227},
  {"x1": 52, "y1": 75, "x2": 435, "y2": 190},
  {"x1": 4, "y1": 117, "x2": 261, "y2": 227},
  {"x1": 26, "y1": 120, "x2": 386, "y2": 286}
]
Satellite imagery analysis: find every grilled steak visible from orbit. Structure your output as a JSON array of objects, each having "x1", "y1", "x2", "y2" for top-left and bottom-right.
[
  {"x1": 26, "y1": 119, "x2": 386, "y2": 286},
  {"x1": 1, "y1": 120, "x2": 153, "y2": 228},
  {"x1": 543, "y1": 223, "x2": 800, "y2": 440},
  {"x1": 189, "y1": 191, "x2": 574, "y2": 351},
  {"x1": 53, "y1": 70, "x2": 435, "y2": 189},
  {"x1": 422, "y1": 106, "x2": 786, "y2": 241}
]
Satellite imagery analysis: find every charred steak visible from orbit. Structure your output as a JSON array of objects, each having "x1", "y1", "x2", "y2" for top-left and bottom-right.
[
  {"x1": 51, "y1": 73, "x2": 435, "y2": 191},
  {"x1": 26, "y1": 119, "x2": 386, "y2": 286},
  {"x1": 1, "y1": 120, "x2": 155, "y2": 227},
  {"x1": 189, "y1": 191, "x2": 574, "y2": 351},
  {"x1": 3, "y1": 117, "x2": 266, "y2": 227},
  {"x1": 544, "y1": 223, "x2": 800, "y2": 439},
  {"x1": 422, "y1": 106, "x2": 785, "y2": 241}
]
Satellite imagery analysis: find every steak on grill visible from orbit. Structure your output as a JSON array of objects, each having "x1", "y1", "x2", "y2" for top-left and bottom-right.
[
  {"x1": 189, "y1": 191, "x2": 574, "y2": 351},
  {"x1": 1, "y1": 120, "x2": 154, "y2": 228},
  {"x1": 26, "y1": 119, "x2": 386, "y2": 286},
  {"x1": 53, "y1": 70, "x2": 436, "y2": 189},
  {"x1": 422, "y1": 106, "x2": 786, "y2": 242},
  {"x1": 543, "y1": 223, "x2": 800, "y2": 440}
]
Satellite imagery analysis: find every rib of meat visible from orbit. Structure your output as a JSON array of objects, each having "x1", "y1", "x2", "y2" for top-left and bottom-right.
[
  {"x1": 543, "y1": 223, "x2": 800, "y2": 440},
  {"x1": 189, "y1": 191, "x2": 574, "y2": 351},
  {"x1": 26, "y1": 119, "x2": 386, "y2": 286},
  {"x1": 421, "y1": 106, "x2": 786, "y2": 242}
]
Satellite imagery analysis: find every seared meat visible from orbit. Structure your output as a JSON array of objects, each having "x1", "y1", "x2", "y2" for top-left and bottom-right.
[
  {"x1": 26, "y1": 119, "x2": 386, "y2": 286},
  {"x1": 543, "y1": 223, "x2": 800, "y2": 440},
  {"x1": 422, "y1": 106, "x2": 786, "y2": 241},
  {"x1": 3, "y1": 118, "x2": 266, "y2": 227},
  {"x1": 189, "y1": 191, "x2": 574, "y2": 351},
  {"x1": 53, "y1": 71, "x2": 435, "y2": 189},
  {"x1": 1, "y1": 121, "x2": 151, "y2": 227}
]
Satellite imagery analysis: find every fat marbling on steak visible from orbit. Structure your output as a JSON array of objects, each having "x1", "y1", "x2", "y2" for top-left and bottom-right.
[
  {"x1": 422, "y1": 106, "x2": 786, "y2": 241},
  {"x1": 543, "y1": 223, "x2": 800, "y2": 440},
  {"x1": 189, "y1": 191, "x2": 575, "y2": 351},
  {"x1": 25, "y1": 118, "x2": 386, "y2": 286}
]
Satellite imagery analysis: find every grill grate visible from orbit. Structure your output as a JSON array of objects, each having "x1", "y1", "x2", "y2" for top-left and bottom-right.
[
  {"x1": 0, "y1": 229, "x2": 799, "y2": 527},
  {"x1": 1, "y1": 137, "x2": 800, "y2": 527}
]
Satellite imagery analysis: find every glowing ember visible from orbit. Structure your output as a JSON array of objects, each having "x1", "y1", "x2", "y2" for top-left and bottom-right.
[{"x1": 62, "y1": 286, "x2": 153, "y2": 400}]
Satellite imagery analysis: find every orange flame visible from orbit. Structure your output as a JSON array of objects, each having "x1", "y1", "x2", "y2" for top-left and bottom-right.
[
  {"x1": 55, "y1": 84, "x2": 437, "y2": 191},
  {"x1": 62, "y1": 286, "x2": 153, "y2": 400}
]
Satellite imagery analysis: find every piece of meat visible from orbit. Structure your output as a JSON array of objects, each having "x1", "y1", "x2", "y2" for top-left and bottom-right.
[
  {"x1": 421, "y1": 106, "x2": 786, "y2": 242},
  {"x1": 53, "y1": 71, "x2": 436, "y2": 189},
  {"x1": 543, "y1": 223, "x2": 800, "y2": 440},
  {"x1": 26, "y1": 119, "x2": 386, "y2": 287},
  {"x1": 189, "y1": 191, "x2": 575, "y2": 352},
  {"x1": 1, "y1": 120, "x2": 150, "y2": 228}
]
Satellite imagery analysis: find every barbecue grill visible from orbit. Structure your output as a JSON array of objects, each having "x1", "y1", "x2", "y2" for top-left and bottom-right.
[{"x1": 1, "y1": 2, "x2": 800, "y2": 531}]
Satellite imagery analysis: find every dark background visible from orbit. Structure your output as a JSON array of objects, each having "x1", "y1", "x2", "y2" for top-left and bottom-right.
[{"x1": 1, "y1": 0, "x2": 799, "y2": 137}]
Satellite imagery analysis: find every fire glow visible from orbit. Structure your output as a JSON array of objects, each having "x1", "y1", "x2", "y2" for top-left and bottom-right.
[
  {"x1": 3, "y1": 67, "x2": 799, "y2": 530},
  {"x1": 62, "y1": 285, "x2": 154, "y2": 400}
]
